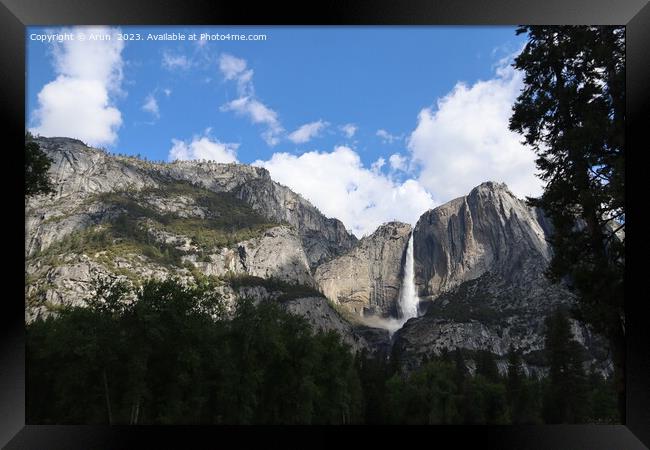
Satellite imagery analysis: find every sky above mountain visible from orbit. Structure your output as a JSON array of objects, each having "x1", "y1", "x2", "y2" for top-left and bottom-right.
[{"x1": 26, "y1": 26, "x2": 543, "y2": 237}]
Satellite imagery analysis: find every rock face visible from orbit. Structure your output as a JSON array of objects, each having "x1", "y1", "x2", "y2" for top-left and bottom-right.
[
  {"x1": 26, "y1": 137, "x2": 356, "y2": 266},
  {"x1": 394, "y1": 182, "x2": 610, "y2": 376},
  {"x1": 282, "y1": 296, "x2": 389, "y2": 355},
  {"x1": 24, "y1": 138, "x2": 350, "y2": 322},
  {"x1": 25, "y1": 138, "x2": 612, "y2": 372},
  {"x1": 314, "y1": 222, "x2": 412, "y2": 317},
  {"x1": 184, "y1": 225, "x2": 314, "y2": 286},
  {"x1": 234, "y1": 178, "x2": 357, "y2": 269},
  {"x1": 412, "y1": 181, "x2": 552, "y2": 299},
  {"x1": 392, "y1": 261, "x2": 611, "y2": 376},
  {"x1": 34, "y1": 137, "x2": 160, "y2": 199}
]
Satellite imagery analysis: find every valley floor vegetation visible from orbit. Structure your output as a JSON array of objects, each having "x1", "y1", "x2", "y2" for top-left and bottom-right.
[{"x1": 27, "y1": 277, "x2": 618, "y2": 425}]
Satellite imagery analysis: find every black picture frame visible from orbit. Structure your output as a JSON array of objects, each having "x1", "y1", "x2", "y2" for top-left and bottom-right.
[{"x1": 3, "y1": 0, "x2": 648, "y2": 447}]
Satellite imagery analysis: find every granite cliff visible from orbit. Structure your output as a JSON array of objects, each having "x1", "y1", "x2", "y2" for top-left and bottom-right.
[
  {"x1": 25, "y1": 137, "x2": 383, "y2": 352},
  {"x1": 392, "y1": 182, "x2": 610, "y2": 376},
  {"x1": 25, "y1": 137, "x2": 611, "y2": 373},
  {"x1": 314, "y1": 222, "x2": 412, "y2": 317}
]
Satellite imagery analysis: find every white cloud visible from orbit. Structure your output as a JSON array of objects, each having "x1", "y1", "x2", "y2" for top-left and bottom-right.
[
  {"x1": 288, "y1": 120, "x2": 328, "y2": 144},
  {"x1": 163, "y1": 88, "x2": 172, "y2": 97},
  {"x1": 219, "y1": 53, "x2": 283, "y2": 146},
  {"x1": 408, "y1": 55, "x2": 543, "y2": 203},
  {"x1": 219, "y1": 53, "x2": 247, "y2": 79},
  {"x1": 142, "y1": 93, "x2": 159, "y2": 118},
  {"x1": 30, "y1": 26, "x2": 124, "y2": 147},
  {"x1": 219, "y1": 53, "x2": 254, "y2": 96},
  {"x1": 376, "y1": 129, "x2": 401, "y2": 144},
  {"x1": 371, "y1": 157, "x2": 385, "y2": 173},
  {"x1": 221, "y1": 96, "x2": 283, "y2": 146},
  {"x1": 168, "y1": 134, "x2": 239, "y2": 163},
  {"x1": 254, "y1": 146, "x2": 435, "y2": 237},
  {"x1": 340, "y1": 123, "x2": 358, "y2": 138},
  {"x1": 162, "y1": 51, "x2": 191, "y2": 70},
  {"x1": 389, "y1": 153, "x2": 407, "y2": 171}
]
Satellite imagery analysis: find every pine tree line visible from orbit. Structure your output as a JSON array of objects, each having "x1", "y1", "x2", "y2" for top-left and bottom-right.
[{"x1": 27, "y1": 278, "x2": 619, "y2": 425}]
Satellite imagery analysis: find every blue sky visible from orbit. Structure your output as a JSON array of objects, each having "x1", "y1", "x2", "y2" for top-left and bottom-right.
[{"x1": 26, "y1": 26, "x2": 542, "y2": 237}]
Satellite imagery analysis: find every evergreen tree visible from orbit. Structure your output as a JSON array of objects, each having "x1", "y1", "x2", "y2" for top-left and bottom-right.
[
  {"x1": 26, "y1": 278, "x2": 364, "y2": 425},
  {"x1": 542, "y1": 309, "x2": 590, "y2": 423},
  {"x1": 505, "y1": 345, "x2": 540, "y2": 423},
  {"x1": 509, "y1": 25, "x2": 625, "y2": 421},
  {"x1": 25, "y1": 131, "x2": 55, "y2": 197},
  {"x1": 453, "y1": 348, "x2": 468, "y2": 392},
  {"x1": 385, "y1": 360, "x2": 461, "y2": 424},
  {"x1": 475, "y1": 350, "x2": 500, "y2": 383},
  {"x1": 587, "y1": 370, "x2": 619, "y2": 423}
]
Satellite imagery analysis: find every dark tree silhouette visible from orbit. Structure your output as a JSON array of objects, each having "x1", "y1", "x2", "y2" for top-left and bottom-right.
[
  {"x1": 509, "y1": 26, "x2": 625, "y2": 421},
  {"x1": 25, "y1": 132, "x2": 55, "y2": 197}
]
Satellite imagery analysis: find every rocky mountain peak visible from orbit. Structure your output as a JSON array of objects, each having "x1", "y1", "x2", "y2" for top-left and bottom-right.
[
  {"x1": 413, "y1": 181, "x2": 550, "y2": 300},
  {"x1": 394, "y1": 181, "x2": 609, "y2": 376},
  {"x1": 470, "y1": 180, "x2": 511, "y2": 194},
  {"x1": 27, "y1": 137, "x2": 357, "y2": 267},
  {"x1": 367, "y1": 221, "x2": 412, "y2": 240}
]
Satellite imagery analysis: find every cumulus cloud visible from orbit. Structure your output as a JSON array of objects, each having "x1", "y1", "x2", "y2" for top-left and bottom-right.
[
  {"x1": 376, "y1": 129, "x2": 401, "y2": 144},
  {"x1": 389, "y1": 153, "x2": 408, "y2": 171},
  {"x1": 408, "y1": 56, "x2": 543, "y2": 203},
  {"x1": 168, "y1": 133, "x2": 239, "y2": 163},
  {"x1": 220, "y1": 96, "x2": 284, "y2": 146},
  {"x1": 162, "y1": 51, "x2": 191, "y2": 70},
  {"x1": 142, "y1": 93, "x2": 160, "y2": 118},
  {"x1": 340, "y1": 123, "x2": 358, "y2": 138},
  {"x1": 29, "y1": 26, "x2": 124, "y2": 147},
  {"x1": 254, "y1": 146, "x2": 435, "y2": 237},
  {"x1": 163, "y1": 88, "x2": 172, "y2": 97},
  {"x1": 288, "y1": 120, "x2": 328, "y2": 144},
  {"x1": 218, "y1": 53, "x2": 283, "y2": 146}
]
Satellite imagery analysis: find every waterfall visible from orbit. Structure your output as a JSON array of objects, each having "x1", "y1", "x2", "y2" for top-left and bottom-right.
[
  {"x1": 398, "y1": 232, "x2": 419, "y2": 321},
  {"x1": 360, "y1": 232, "x2": 420, "y2": 338}
]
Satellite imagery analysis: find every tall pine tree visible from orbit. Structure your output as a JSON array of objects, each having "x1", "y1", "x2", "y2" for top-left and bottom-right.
[
  {"x1": 542, "y1": 309, "x2": 590, "y2": 423},
  {"x1": 509, "y1": 26, "x2": 625, "y2": 421}
]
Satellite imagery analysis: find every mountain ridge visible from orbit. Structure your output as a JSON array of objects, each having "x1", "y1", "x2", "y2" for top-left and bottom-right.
[{"x1": 25, "y1": 136, "x2": 610, "y2": 375}]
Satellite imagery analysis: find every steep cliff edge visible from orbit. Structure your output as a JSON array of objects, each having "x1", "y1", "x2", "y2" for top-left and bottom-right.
[
  {"x1": 314, "y1": 222, "x2": 412, "y2": 317},
  {"x1": 25, "y1": 138, "x2": 351, "y2": 321},
  {"x1": 26, "y1": 137, "x2": 356, "y2": 268},
  {"x1": 412, "y1": 181, "x2": 552, "y2": 300},
  {"x1": 394, "y1": 182, "x2": 609, "y2": 376}
]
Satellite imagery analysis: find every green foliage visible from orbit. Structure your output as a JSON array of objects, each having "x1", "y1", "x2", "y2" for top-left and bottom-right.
[
  {"x1": 26, "y1": 275, "x2": 619, "y2": 425},
  {"x1": 586, "y1": 370, "x2": 619, "y2": 423},
  {"x1": 509, "y1": 26, "x2": 625, "y2": 419},
  {"x1": 36, "y1": 222, "x2": 184, "y2": 270},
  {"x1": 386, "y1": 360, "x2": 462, "y2": 424},
  {"x1": 506, "y1": 346, "x2": 542, "y2": 423},
  {"x1": 35, "y1": 180, "x2": 280, "y2": 270},
  {"x1": 25, "y1": 133, "x2": 55, "y2": 197},
  {"x1": 27, "y1": 277, "x2": 362, "y2": 425},
  {"x1": 542, "y1": 309, "x2": 591, "y2": 423},
  {"x1": 138, "y1": 181, "x2": 279, "y2": 251},
  {"x1": 66, "y1": 184, "x2": 279, "y2": 263},
  {"x1": 462, "y1": 375, "x2": 509, "y2": 424},
  {"x1": 26, "y1": 272, "x2": 619, "y2": 426},
  {"x1": 475, "y1": 350, "x2": 501, "y2": 383}
]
